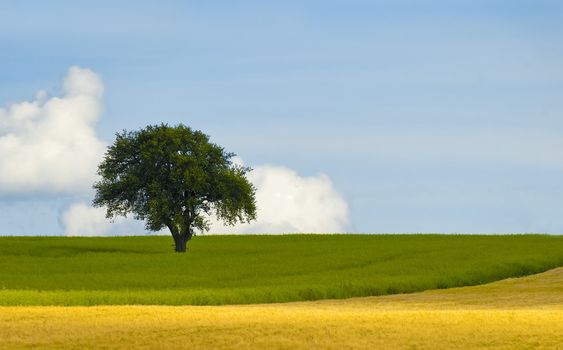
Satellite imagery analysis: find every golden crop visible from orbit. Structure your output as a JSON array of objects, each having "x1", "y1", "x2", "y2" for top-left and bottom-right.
[{"x1": 2, "y1": 268, "x2": 563, "y2": 349}]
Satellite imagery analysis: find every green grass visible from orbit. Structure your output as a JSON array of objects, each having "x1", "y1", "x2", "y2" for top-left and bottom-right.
[{"x1": 1, "y1": 234, "x2": 563, "y2": 306}]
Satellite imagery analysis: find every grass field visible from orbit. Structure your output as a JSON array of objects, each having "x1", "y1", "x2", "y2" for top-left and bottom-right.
[
  {"x1": 1, "y1": 234, "x2": 563, "y2": 305},
  {"x1": 2, "y1": 266, "x2": 562, "y2": 349}
]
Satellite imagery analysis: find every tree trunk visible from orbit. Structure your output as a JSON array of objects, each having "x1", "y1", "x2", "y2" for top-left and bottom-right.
[
  {"x1": 174, "y1": 234, "x2": 187, "y2": 253},
  {"x1": 168, "y1": 221, "x2": 193, "y2": 253}
]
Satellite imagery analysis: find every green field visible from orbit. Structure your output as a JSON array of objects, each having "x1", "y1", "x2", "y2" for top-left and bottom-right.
[{"x1": 1, "y1": 234, "x2": 563, "y2": 306}]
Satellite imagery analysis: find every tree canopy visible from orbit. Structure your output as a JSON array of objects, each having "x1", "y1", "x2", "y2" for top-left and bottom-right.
[{"x1": 93, "y1": 124, "x2": 257, "y2": 252}]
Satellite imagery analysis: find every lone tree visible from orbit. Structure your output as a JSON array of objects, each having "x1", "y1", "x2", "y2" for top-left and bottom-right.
[{"x1": 93, "y1": 124, "x2": 257, "y2": 252}]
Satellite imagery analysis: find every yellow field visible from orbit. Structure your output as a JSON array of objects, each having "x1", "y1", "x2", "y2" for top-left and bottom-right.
[{"x1": 2, "y1": 268, "x2": 563, "y2": 349}]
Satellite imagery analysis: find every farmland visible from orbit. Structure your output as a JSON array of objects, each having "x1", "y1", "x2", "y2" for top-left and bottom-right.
[
  {"x1": 2, "y1": 265, "x2": 563, "y2": 349},
  {"x1": 1, "y1": 234, "x2": 563, "y2": 305}
]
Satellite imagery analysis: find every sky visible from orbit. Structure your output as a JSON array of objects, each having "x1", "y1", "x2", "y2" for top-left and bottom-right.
[{"x1": 1, "y1": 0, "x2": 563, "y2": 235}]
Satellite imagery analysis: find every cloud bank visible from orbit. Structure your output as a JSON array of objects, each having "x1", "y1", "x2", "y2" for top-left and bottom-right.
[
  {"x1": 1, "y1": 66, "x2": 349, "y2": 235},
  {"x1": 62, "y1": 164, "x2": 349, "y2": 236},
  {"x1": 207, "y1": 164, "x2": 349, "y2": 234},
  {"x1": 62, "y1": 202, "x2": 150, "y2": 237},
  {"x1": 0, "y1": 66, "x2": 106, "y2": 194}
]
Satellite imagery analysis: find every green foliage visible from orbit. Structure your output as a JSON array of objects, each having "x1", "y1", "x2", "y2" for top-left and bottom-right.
[
  {"x1": 0, "y1": 234, "x2": 562, "y2": 305},
  {"x1": 93, "y1": 124, "x2": 256, "y2": 251}
]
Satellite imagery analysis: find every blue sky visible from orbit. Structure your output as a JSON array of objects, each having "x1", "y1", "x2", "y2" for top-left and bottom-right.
[{"x1": 1, "y1": 1, "x2": 563, "y2": 234}]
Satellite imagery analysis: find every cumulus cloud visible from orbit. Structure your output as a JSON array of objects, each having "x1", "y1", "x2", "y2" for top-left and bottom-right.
[
  {"x1": 0, "y1": 66, "x2": 106, "y2": 194},
  {"x1": 7, "y1": 66, "x2": 348, "y2": 235},
  {"x1": 62, "y1": 202, "x2": 153, "y2": 237},
  {"x1": 61, "y1": 164, "x2": 349, "y2": 236},
  {"x1": 208, "y1": 164, "x2": 349, "y2": 234}
]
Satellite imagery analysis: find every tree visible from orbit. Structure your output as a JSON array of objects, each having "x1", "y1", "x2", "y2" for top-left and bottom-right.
[{"x1": 93, "y1": 124, "x2": 257, "y2": 252}]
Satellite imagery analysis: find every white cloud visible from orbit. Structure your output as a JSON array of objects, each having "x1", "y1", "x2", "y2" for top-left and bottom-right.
[
  {"x1": 208, "y1": 164, "x2": 349, "y2": 234},
  {"x1": 61, "y1": 164, "x2": 349, "y2": 236},
  {"x1": 62, "y1": 202, "x2": 152, "y2": 237},
  {"x1": 0, "y1": 66, "x2": 106, "y2": 194},
  {"x1": 6, "y1": 67, "x2": 348, "y2": 235}
]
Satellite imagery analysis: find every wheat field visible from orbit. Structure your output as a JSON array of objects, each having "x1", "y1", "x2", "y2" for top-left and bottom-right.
[{"x1": 2, "y1": 267, "x2": 563, "y2": 349}]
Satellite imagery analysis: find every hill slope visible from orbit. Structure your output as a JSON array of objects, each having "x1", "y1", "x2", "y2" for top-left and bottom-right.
[{"x1": 1, "y1": 234, "x2": 563, "y2": 305}]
